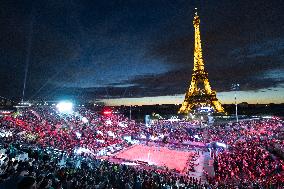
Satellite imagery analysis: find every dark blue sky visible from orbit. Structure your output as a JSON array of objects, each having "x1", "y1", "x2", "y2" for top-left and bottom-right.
[{"x1": 0, "y1": 0, "x2": 283, "y2": 103}]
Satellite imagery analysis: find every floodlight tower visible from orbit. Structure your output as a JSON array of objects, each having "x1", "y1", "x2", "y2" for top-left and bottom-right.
[{"x1": 231, "y1": 84, "x2": 240, "y2": 122}]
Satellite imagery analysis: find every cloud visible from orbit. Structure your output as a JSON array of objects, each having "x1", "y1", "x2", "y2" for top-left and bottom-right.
[
  {"x1": 31, "y1": 32, "x2": 284, "y2": 99},
  {"x1": 1, "y1": 0, "x2": 284, "y2": 102}
]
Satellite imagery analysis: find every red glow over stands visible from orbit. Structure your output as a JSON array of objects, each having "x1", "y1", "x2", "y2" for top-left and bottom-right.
[{"x1": 102, "y1": 109, "x2": 112, "y2": 115}]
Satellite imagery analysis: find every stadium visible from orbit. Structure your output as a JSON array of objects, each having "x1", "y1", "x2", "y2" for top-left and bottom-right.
[{"x1": 0, "y1": 102, "x2": 283, "y2": 188}]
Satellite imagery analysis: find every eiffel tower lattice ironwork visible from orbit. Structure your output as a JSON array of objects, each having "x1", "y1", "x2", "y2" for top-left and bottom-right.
[{"x1": 179, "y1": 10, "x2": 224, "y2": 114}]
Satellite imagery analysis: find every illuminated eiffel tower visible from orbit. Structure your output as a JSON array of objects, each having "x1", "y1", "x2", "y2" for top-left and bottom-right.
[{"x1": 179, "y1": 9, "x2": 224, "y2": 114}]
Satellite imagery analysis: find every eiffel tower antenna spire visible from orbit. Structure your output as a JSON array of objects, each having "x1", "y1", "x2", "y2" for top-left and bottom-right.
[{"x1": 179, "y1": 9, "x2": 225, "y2": 114}]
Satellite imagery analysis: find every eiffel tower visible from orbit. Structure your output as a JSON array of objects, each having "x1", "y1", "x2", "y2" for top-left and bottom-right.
[{"x1": 179, "y1": 9, "x2": 224, "y2": 114}]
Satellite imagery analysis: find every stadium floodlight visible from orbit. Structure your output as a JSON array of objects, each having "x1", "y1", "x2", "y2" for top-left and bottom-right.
[
  {"x1": 75, "y1": 132, "x2": 82, "y2": 139},
  {"x1": 105, "y1": 120, "x2": 112, "y2": 125},
  {"x1": 56, "y1": 101, "x2": 73, "y2": 113},
  {"x1": 194, "y1": 135, "x2": 200, "y2": 139},
  {"x1": 216, "y1": 142, "x2": 227, "y2": 148},
  {"x1": 82, "y1": 117, "x2": 88, "y2": 123}
]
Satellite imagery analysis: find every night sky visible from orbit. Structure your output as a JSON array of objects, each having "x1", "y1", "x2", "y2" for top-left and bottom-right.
[{"x1": 0, "y1": 0, "x2": 283, "y2": 105}]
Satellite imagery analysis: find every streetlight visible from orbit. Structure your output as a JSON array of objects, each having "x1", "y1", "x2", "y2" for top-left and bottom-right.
[
  {"x1": 129, "y1": 92, "x2": 132, "y2": 120},
  {"x1": 231, "y1": 84, "x2": 240, "y2": 122}
]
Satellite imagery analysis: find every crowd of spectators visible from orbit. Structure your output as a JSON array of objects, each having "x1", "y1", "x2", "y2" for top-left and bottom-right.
[
  {"x1": 0, "y1": 142, "x2": 207, "y2": 189},
  {"x1": 207, "y1": 119, "x2": 284, "y2": 188},
  {"x1": 0, "y1": 105, "x2": 283, "y2": 188}
]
